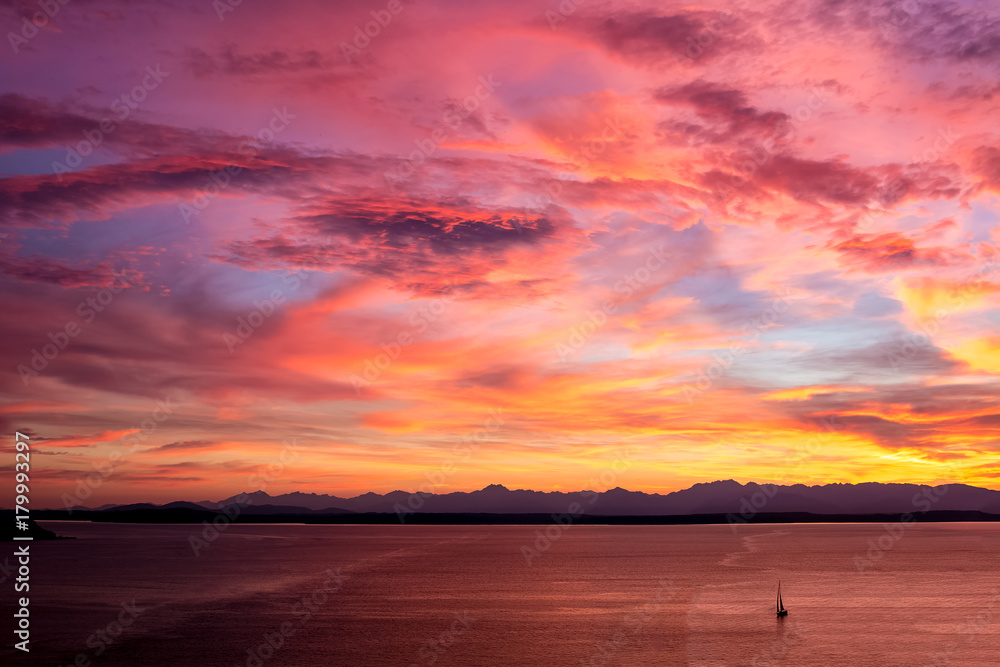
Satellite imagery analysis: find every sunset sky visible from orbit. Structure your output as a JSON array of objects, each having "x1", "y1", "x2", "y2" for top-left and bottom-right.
[{"x1": 2, "y1": 0, "x2": 999, "y2": 507}]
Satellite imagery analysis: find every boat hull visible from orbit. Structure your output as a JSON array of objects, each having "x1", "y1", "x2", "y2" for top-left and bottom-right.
[{"x1": 776, "y1": 610, "x2": 788, "y2": 617}]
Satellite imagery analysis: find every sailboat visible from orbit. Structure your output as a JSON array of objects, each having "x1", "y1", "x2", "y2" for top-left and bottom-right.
[{"x1": 776, "y1": 581, "x2": 788, "y2": 617}]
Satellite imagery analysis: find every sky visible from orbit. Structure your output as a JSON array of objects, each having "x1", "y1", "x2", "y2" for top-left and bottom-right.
[{"x1": 1, "y1": 0, "x2": 999, "y2": 507}]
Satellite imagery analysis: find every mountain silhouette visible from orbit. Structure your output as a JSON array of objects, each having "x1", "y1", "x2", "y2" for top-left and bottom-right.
[{"x1": 175, "y1": 480, "x2": 1000, "y2": 516}]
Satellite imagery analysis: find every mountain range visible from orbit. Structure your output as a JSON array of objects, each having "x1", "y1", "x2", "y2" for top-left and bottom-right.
[{"x1": 62, "y1": 480, "x2": 1000, "y2": 516}]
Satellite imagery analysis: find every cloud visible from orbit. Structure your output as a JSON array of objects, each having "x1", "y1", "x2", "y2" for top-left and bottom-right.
[
  {"x1": 3, "y1": 0, "x2": 1000, "y2": 503},
  {"x1": 853, "y1": 291, "x2": 904, "y2": 318},
  {"x1": 221, "y1": 196, "x2": 579, "y2": 296},
  {"x1": 186, "y1": 45, "x2": 337, "y2": 77},
  {"x1": 579, "y1": 9, "x2": 759, "y2": 64},
  {"x1": 145, "y1": 439, "x2": 219, "y2": 455},
  {"x1": 33, "y1": 429, "x2": 138, "y2": 448},
  {"x1": 654, "y1": 80, "x2": 790, "y2": 145},
  {"x1": 833, "y1": 232, "x2": 960, "y2": 272},
  {"x1": 0, "y1": 252, "x2": 123, "y2": 287},
  {"x1": 0, "y1": 94, "x2": 233, "y2": 156}
]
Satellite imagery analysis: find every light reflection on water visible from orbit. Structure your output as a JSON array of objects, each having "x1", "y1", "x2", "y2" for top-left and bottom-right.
[{"x1": 5, "y1": 522, "x2": 997, "y2": 666}]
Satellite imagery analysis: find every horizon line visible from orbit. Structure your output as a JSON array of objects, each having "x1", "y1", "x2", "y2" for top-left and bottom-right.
[{"x1": 55, "y1": 477, "x2": 997, "y2": 510}]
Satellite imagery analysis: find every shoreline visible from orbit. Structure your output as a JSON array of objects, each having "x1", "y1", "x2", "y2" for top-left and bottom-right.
[{"x1": 27, "y1": 508, "x2": 1000, "y2": 526}]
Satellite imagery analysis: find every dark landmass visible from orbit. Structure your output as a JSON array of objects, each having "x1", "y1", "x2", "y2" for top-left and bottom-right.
[
  {"x1": 0, "y1": 513, "x2": 74, "y2": 540},
  {"x1": 297, "y1": 509, "x2": 1000, "y2": 525},
  {"x1": 100, "y1": 502, "x2": 355, "y2": 516},
  {"x1": 193, "y1": 480, "x2": 1000, "y2": 516},
  {"x1": 31, "y1": 507, "x2": 1000, "y2": 525},
  {"x1": 40, "y1": 480, "x2": 1000, "y2": 519}
]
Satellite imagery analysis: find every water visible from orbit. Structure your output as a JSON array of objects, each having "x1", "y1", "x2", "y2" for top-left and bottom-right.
[{"x1": 3, "y1": 522, "x2": 998, "y2": 666}]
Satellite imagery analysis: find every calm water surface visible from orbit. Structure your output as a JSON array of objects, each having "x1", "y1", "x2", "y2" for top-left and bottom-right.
[{"x1": 2, "y1": 522, "x2": 998, "y2": 666}]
